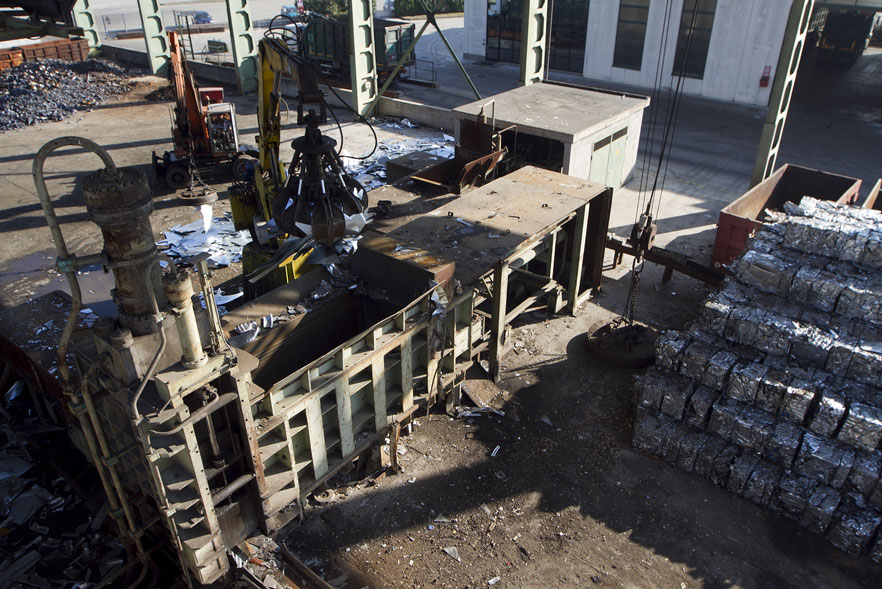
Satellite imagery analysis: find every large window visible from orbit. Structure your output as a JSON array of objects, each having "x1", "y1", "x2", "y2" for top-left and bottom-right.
[
  {"x1": 486, "y1": 0, "x2": 522, "y2": 64},
  {"x1": 549, "y1": 0, "x2": 590, "y2": 73},
  {"x1": 672, "y1": 0, "x2": 717, "y2": 78},
  {"x1": 613, "y1": 0, "x2": 650, "y2": 70}
]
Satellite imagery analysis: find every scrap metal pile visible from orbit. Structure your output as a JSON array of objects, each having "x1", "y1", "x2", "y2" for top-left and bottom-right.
[
  {"x1": 635, "y1": 197, "x2": 882, "y2": 561},
  {"x1": 0, "y1": 59, "x2": 138, "y2": 131}
]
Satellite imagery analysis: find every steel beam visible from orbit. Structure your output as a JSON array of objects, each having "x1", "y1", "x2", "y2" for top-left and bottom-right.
[
  {"x1": 750, "y1": 0, "x2": 815, "y2": 187},
  {"x1": 519, "y1": 0, "x2": 548, "y2": 85},
  {"x1": 225, "y1": 0, "x2": 258, "y2": 93},
  {"x1": 136, "y1": 0, "x2": 169, "y2": 74},
  {"x1": 72, "y1": 0, "x2": 100, "y2": 47},
  {"x1": 348, "y1": 0, "x2": 378, "y2": 116}
]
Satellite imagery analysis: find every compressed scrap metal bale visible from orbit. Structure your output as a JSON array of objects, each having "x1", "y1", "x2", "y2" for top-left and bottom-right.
[
  {"x1": 838, "y1": 402, "x2": 882, "y2": 452},
  {"x1": 676, "y1": 430, "x2": 710, "y2": 473},
  {"x1": 826, "y1": 339, "x2": 855, "y2": 376},
  {"x1": 684, "y1": 385, "x2": 718, "y2": 430},
  {"x1": 726, "y1": 361, "x2": 769, "y2": 404},
  {"x1": 660, "y1": 377, "x2": 696, "y2": 420},
  {"x1": 845, "y1": 345, "x2": 882, "y2": 386},
  {"x1": 636, "y1": 370, "x2": 668, "y2": 412},
  {"x1": 754, "y1": 312, "x2": 797, "y2": 357},
  {"x1": 728, "y1": 453, "x2": 760, "y2": 496},
  {"x1": 699, "y1": 295, "x2": 732, "y2": 336},
  {"x1": 693, "y1": 435, "x2": 728, "y2": 480},
  {"x1": 656, "y1": 331, "x2": 691, "y2": 372},
  {"x1": 775, "y1": 473, "x2": 818, "y2": 518},
  {"x1": 731, "y1": 407, "x2": 776, "y2": 454},
  {"x1": 632, "y1": 409, "x2": 675, "y2": 456},
  {"x1": 742, "y1": 459, "x2": 781, "y2": 507},
  {"x1": 764, "y1": 420, "x2": 804, "y2": 468},
  {"x1": 711, "y1": 443, "x2": 741, "y2": 487},
  {"x1": 735, "y1": 250, "x2": 795, "y2": 297},
  {"x1": 795, "y1": 433, "x2": 849, "y2": 486},
  {"x1": 808, "y1": 391, "x2": 847, "y2": 437},
  {"x1": 826, "y1": 503, "x2": 882, "y2": 555},
  {"x1": 789, "y1": 325, "x2": 834, "y2": 368},
  {"x1": 679, "y1": 340, "x2": 715, "y2": 383},
  {"x1": 755, "y1": 368, "x2": 790, "y2": 415},
  {"x1": 779, "y1": 378, "x2": 817, "y2": 424},
  {"x1": 870, "y1": 531, "x2": 882, "y2": 564},
  {"x1": 707, "y1": 398, "x2": 744, "y2": 442},
  {"x1": 802, "y1": 487, "x2": 842, "y2": 534},
  {"x1": 724, "y1": 306, "x2": 762, "y2": 348},
  {"x1": 702, "y1": 349, "x2": 739, "y2": 391},
  {"x1": 846, "y1": 453, "x2": 882, "y2": 498}
]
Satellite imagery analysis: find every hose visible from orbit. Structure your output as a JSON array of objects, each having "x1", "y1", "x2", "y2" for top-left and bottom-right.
[
  {"x1": 32, "y1": 137, "x2": 115, "y2": 386},
  {"x1": 131, "y1": 288, "x2": 166, "y2": 424}
]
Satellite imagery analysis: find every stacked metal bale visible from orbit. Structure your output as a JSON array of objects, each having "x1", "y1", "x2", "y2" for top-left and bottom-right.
[{"x1": 634, "y1": 196, "x2": 882, "y2": 560}]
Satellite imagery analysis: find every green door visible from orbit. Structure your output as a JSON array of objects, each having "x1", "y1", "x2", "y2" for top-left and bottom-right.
[
  {"x1": 589, "y1": 135, "x2": 610, "y2": 185},
  {"x1": 605, "y1": 128, "x2": 628, "y2": 187}
]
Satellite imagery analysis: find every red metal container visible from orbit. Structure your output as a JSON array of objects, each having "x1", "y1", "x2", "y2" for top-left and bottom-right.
[{"x1": 712, "y1": 164, "x2": 862, "y2": 268}]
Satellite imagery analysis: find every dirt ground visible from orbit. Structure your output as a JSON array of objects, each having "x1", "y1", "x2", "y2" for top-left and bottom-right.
[{"x1": 1, "y1": 79, "x2": 880, "y2": 589}]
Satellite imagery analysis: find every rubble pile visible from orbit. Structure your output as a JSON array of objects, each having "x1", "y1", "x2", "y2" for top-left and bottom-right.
[
  {"x1": 0, "y1": 59, "x2": 139, "y2": 131},
  {"x1": 634, "y1": 197, "x2": 882, "y2": 561}
]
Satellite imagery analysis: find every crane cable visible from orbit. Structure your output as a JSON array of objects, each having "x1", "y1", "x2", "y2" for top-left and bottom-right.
[{"x1": 624, "y1": 0, "x2": 701, "y2": 323}]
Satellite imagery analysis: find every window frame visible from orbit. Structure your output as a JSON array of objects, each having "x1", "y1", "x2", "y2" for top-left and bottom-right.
[
  {"x1": 672, "y1": 0, "x2": 717, "y2": 79},
  {"x1": 613, "y1": 0, "x2": 651, "y2": 71}
]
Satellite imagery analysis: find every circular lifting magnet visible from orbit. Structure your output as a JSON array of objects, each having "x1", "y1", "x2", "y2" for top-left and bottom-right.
[
  {"x1": 585, "y1": 319, "x2": 659, "y2": 369},
  {"x1": 178, "y1": 185, "x2": 218, "y2": 205}
]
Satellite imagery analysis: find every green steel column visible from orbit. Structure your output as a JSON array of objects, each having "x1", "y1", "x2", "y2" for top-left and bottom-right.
[
  {"x1": 750, "y1": 0, "x2": 815, "y2": 187},
  {"x1": 348, "y1": 0, "x2": 378, "y2": 116},
  {"x1": 72, "y1": 0, "x2": 100, "y2": 48},
  {"x1": 225, "y1": 0, "x2": 258, "y2": 93},
  {"x1": 519, "y1": 0, "x2": 548, "y2": 85},
  {"x1": 136, "y1": 0, "x2": 169, "y2": 74}
]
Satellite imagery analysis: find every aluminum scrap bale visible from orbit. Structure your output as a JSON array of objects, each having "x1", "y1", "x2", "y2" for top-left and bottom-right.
[
  {"x1": 831, "y1": 448, "x2": 856, "y2": 489},
  {"x1": 676, "y1": 430, "x2": 710, "y2": 473},
  {"x1": 789, "y1": 266, "x2": 822, "y2": 307},
  {"x1": 869, "y1": 529, "x2": 882, "y2": 564},
  {"x1": 779, "y1": 378, "x2": 817, "y2": 424},
  {"x1": 838, "y1": 402, "x2": 882, "y2": 452},
  {"x1": 811, "y1": 272, "x2": 848, "y2": 313},
  {"x1": 825, "y1": 339, "x2": 855, "y2": 376},
  {"x1": 632, "y1": 409, "x2": 674, "y2": 456},
  {"x1": 702, "y1": 349, "x2": 739, "y2": 391},
  {"x1": 711, "y1": 443, "x2": 741, "y2": 487},
  {"x1": 660, "y1": 378, "x2": 696, "y2": 420},
  {"x1": 765, "y1": 420, "x2": 804, "y2": 468},
  {"x1": 727, "y1": 453, "x2": 760, "y2": 495},
  {"x1": 698, "y1": 295, "x2": 732, "y2": 337},
  {"x1": 684, "y1": 385, "x2": 718, "y2": 430},
  {"x1": 656, "y1": 331, "x2": 691, "y2": 371},
  {"x1": 801, "y1": 487, "x2": 842, "y2": 534},
  {"x1": 693, "y1": 435, "x2": 727, "y2": 479},
  {"x1": 724, "y1": 306, "x2": 761, "y2": 347},
  {"x1": 826, "y1": 503, "x2": 881, "y2": 555},
  {"x1": 789, "y1": 325, "x2": 833, "y2": 368},
  {"x1": 845, "y1": 345, "x2": 882, "y2": 385},
  {"x1": 835, "y1": 283, "x2": 874, "y2": 323},
  {"x1": 636, "y1": 370, "x2": 668, "y2": 412},
  {"x1": 755, "y1": 368, "x2": 790, "y2": 415},
  {"x1": 808, "y1": 391, "x2": 847, "y2": 437},
  {"x1": 742, "y1": 459, "x2": 781, "y2": 507},
  {"x1": 862, "y1": 229, "x2": 882, "y2": 270},
  {"x1": 731, "y1": 407, "x2": 776, "y2": 453},
  {"x1": 775, "y1": 473, "x2": 817, "y2": 518},
  {"x1": 785, "y1": 217, "x2": 842, "y2": 259},
  {"x1": 735, "y1": 250, "x2": 791, "y2": 295},
  {"x1": 726, "y1": 361, "x2": 769, "y2": 404},
  {"x1": 660, "y1": 423, "x2": 692, "y2": 465},
  {"x1": 707, "y1": 398, "x2": 744, "y2": 441},
  {"x1": 795, "y1": 432, "x2": 847, "y2": 485},
  {"x1": 679, "y1": 340, "x2": 716, "y2": 383},
  {"x1": 846, "y1": 452, "x2": 882, "y2": 498},
  {"x1": 754, "y1": 312, "x2": 796, "y2": 357}
]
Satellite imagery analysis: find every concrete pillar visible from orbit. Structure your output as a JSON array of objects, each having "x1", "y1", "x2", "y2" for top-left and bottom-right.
[
  {"x1": 519, "y1": 0, "x2": 548, "y2": 85},
  {"x1": 348, "y1": 0, "x2": 378, "y2": 116},
  {"x1": 225, "y1": 0, "x2": 258, "y2": 93},
  {"x1": 72, "y1": 0, "x2": 100, "y2": 48},
  {"x1": 750, "y1": 0, "x2": 815, "y2": 187},
  {"x1": 136, "y1": 0, "x2": 169, "y2": 74}
]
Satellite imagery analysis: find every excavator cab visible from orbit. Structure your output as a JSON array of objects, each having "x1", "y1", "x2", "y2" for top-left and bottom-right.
[{"x1": 206, "y1": 104, "x2": 239, "y2": 156}]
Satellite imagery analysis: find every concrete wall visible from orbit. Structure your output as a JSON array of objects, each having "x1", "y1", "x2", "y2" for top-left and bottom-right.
[
  {"x1": 463, "y1": 0, "x2": 488, "y2": 61},
  {"x1": 465, "y1": 0, "x2": 794, "y2": 106}
]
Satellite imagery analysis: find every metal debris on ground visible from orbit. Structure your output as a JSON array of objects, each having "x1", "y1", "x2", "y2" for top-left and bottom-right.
[
  {"x1": 442, "y1": 546, "x2": 462, "y2": 562},
  {"x1": 340, "y1": 133, "x2": 454, "y2": 191},
  {"x1": 157, "y1": 212, "x2": 251, "y2": 269},
  {"x1": 0, "y1": 59, "x2": 140, "y2": 131}
]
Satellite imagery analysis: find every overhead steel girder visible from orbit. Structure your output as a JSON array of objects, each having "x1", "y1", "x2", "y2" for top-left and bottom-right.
[
  {"x1": 72, "y1": 0, "x2": 100, "y2": 47},
  {"x1": 750, "y1": 0, "x2": 815, "y2": 187},
  {"x1": 136, "y1": 0, "x2": 169, "y2": 74},
  {"x1": 225, "y1": 0, "x2": 258, "y2": 93},
  {"x1": 348, "y1": 0, "x2": 378, "y2": 116},
  {"x1": 519, "y1": 0, "x2": 548, "y2": 85}
]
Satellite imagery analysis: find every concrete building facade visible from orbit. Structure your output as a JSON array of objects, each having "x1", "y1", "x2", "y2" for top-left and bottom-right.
[{"x1": 463, "y1": 0, "x2": 796, "y2": 105}]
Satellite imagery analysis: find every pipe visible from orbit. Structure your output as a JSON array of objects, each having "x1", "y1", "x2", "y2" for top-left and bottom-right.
[
  {"x1": 130, "y1": 288, "x2": 166, "y2": 425},
  {"x1": 163, "y1": 270, "x2": 206, "y2": 368},
  {"x1": 148, "y1": 392, "x2": 238, "y2": 437},
  {"x1": 32, "y1": 137, "x2": 115, "y2": 385},
  {"x1": 211, "y1": 473, "x2": 254, "y2": 505}
]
